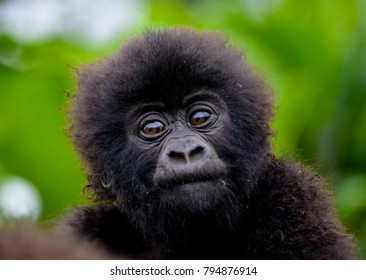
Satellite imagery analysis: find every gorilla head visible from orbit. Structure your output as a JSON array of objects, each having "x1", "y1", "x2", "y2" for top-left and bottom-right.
[
  {"x1": 66, "y1": 28, "x2": 355, "y2": 260},
  {"x1": 69, "y1": 28, "x2": 273, "y2": 247}
]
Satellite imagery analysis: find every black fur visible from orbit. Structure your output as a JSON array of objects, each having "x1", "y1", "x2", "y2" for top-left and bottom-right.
[{"x1": 64, "y1": 28, "x2": 355, "y2": 259}]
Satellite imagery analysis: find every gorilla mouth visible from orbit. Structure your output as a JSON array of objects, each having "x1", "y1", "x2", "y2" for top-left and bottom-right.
[
  {"x1": 177, "y1": 179, "x2": 227, "y2": 193},
  {"x1": 157, "y1": 173, "x2": 225, "y2": 189}
]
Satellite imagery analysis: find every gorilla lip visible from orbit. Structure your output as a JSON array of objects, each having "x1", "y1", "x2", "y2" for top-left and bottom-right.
[
  {"x1": 178, "y1": 179, "x2": 226, "y2": 191},
  {"x1": 157, "y1": 174, "x2": 225, "y2": 189}
]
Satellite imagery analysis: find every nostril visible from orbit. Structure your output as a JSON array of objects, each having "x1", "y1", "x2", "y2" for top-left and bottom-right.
[
  {"x1": 188, "y1": 146, "x2": 205, "y2": 162},
  {"x1": 168, "y1": 151, "x2": 187, "y2": 164}
]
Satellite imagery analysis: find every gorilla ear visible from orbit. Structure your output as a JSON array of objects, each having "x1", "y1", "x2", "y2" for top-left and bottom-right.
[
  {"x1": 101, "y1": 180, "x2": 113, "y2": 189},
  {"x1": 101, "y1": 172, "x2": 114, "y2": 189}
]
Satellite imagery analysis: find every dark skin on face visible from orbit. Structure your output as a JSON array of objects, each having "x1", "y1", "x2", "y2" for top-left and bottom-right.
[{"x1": 127, "y1": 91, "x2": 230, "y2": 207}]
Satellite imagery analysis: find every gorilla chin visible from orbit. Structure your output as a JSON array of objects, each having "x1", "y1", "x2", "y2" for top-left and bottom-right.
[{"x1": 158, "y1": 178, "x2": 234, "y2": 211}]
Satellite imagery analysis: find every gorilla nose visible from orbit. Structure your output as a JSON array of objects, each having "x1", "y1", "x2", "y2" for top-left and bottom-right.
[
  {"x1": 153, "y1": 137, "x2": 227, "y2": 187},
  {"x1": 167, "y1": 144, "x2": 205, "y2": 164}
]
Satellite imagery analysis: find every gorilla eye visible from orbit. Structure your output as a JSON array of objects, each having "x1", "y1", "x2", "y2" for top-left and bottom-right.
[
  {"x1": 141, "y1": 121, "x2": 166, "y2": 138},
  {"x1": 189, "y1": 111, "x2": 211, "y2": 127}
]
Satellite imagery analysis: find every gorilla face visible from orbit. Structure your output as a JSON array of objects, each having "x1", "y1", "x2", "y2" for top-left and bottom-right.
[{"x1": 126, "y1": 90, "x2": 231, "y2": 210}]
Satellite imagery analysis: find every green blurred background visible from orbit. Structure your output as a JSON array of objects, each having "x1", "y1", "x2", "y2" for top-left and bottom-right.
[{"x1": 0, "y1": 0, "x2": 365, "y2": 258}]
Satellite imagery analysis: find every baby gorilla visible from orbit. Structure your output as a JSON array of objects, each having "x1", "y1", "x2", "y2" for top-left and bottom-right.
[{"x1": 63, "y1": 28, "x2": 355, "y2": 259}]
